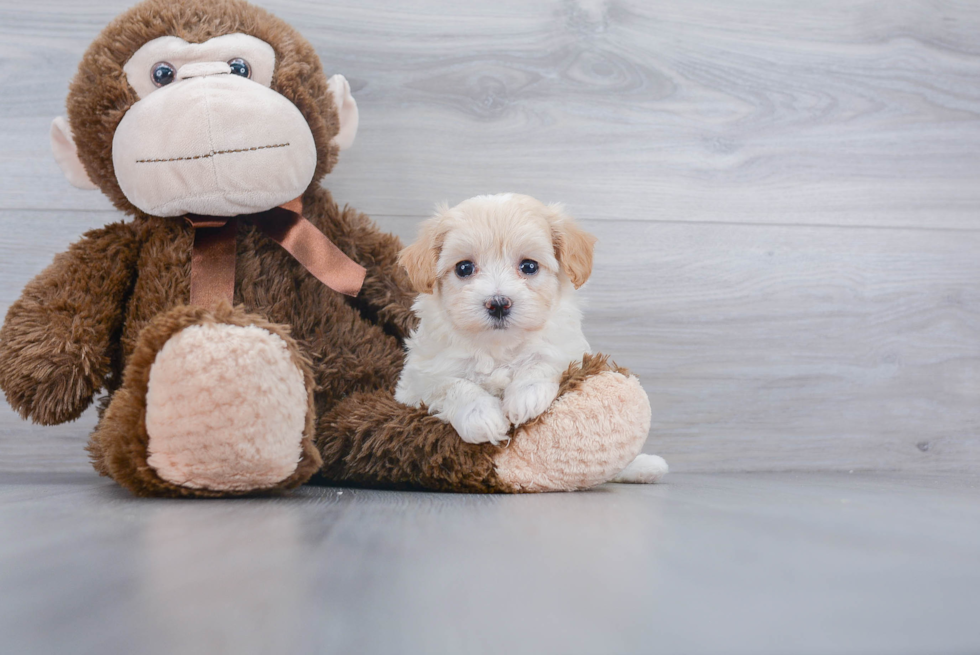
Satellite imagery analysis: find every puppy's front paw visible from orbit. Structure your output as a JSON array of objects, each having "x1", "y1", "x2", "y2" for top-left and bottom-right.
[
  {"x1": 503, "y1": 380, "x2": 560, "y2": 426},
  {"x1": 452, "y1": 396, "x2": 510, "y2": 445}
]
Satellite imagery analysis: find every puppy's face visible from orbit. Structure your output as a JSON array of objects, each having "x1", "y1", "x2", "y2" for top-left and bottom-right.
[{"x1": 400, "y1": 193, "x2": 596, "y2": 335}]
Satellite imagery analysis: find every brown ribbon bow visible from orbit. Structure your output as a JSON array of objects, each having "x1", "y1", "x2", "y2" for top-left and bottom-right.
[{"x1": 185, "y1": 198, "x2": 366, "y2": 309}]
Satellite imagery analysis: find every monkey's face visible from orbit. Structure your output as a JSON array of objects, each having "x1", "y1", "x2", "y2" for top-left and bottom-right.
[
  {"x1": 50, "y1": 0, "x2": 358, "y2": 219},
  {"x1": 112, "y1": 34, "x2": 318, "y2": 217}
]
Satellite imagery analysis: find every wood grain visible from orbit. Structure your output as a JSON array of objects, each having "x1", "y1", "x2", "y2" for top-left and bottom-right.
[
  {"x1": 1, "y1": 0, "x2": 979, "y2": 473},
  {"x1": 1, "y1": 472, "x2": 979, "y2": 654},
  {"x1": 4, "y1": 1, "x2": 980, "y2": 226}
]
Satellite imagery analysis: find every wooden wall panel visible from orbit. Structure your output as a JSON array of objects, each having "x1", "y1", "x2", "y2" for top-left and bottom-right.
[{"x1": 1, "y1": 0, "x2": 978, "y2": 473}]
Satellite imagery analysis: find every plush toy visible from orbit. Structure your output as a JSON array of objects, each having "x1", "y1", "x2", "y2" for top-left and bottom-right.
[{"x1": 0, "y1": 0, "x2": 657, "y2": 497}]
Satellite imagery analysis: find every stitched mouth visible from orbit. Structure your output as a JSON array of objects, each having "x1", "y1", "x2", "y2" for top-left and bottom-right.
[{"x1": 135, "y1": 142, "x2": 290, "y2": 164}]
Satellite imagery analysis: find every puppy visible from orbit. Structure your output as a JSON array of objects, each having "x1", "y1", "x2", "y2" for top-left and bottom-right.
[{"x1": 395, "y1": 193, "x2": 596, "y2": 445}]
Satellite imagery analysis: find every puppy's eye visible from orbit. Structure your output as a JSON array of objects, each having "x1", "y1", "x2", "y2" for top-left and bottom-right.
[
  {"x1": 519, "y1": 259, "x2": 539, "y2": 275},
  {"x1": 228, "y1": 58, "x2": 251, "y2": 78},
  {"x1": 455, "y1": 261, "x2": 475, "y2": 278},
  {"x1": 151, "y1": 62, "x2": 176, "y2": 87}
]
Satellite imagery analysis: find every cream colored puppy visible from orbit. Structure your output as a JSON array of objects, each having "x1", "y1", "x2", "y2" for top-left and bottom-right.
[{"x1": 395, "y1": 193, "x2": 595, "y2": 445}]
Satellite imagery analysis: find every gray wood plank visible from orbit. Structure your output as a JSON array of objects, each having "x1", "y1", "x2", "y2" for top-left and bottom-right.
[
  {"x1": 2, "y1": 1, "x2": 980, "y2": 228},
  {"x1": 1, "y1": 472, "x2": 979, "y2": 655}
]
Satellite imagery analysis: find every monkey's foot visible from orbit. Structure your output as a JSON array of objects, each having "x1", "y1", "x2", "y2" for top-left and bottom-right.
[
  {"x1": 493, "y1": 355, "x2": 653, "y2": 492},
  {"x1": 145, "y1": 321, "x2": 309, "y2": 491},
  {"x1": 89, "y1": 304, "x2": 321, "y2": 498}
]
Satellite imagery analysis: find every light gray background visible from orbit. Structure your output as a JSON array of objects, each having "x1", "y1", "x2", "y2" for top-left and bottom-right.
[
  {"x1": 1, "y1": 2, "x2": 978, "y2": 654},
  {"x1": 3, "y1": 0, "x2": 979, "y2": 473}
]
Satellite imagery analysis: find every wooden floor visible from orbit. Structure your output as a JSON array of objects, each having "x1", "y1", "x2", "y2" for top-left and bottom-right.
[
  {"x1": 1, "y1": 471, "x2": 978, "y2": 655},
  {"x1": 1, "y1": 2, "x2": 979, "y2": 653}
]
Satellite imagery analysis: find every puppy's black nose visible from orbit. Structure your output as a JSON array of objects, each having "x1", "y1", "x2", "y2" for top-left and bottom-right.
[{"x1": 485, "y1": 295, "x2": 512, "y2": 320}]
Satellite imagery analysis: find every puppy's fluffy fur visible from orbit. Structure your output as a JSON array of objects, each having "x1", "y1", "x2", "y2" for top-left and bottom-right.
[{"x1": 395, "y1": 193, "x2": 596, "y2": 444}]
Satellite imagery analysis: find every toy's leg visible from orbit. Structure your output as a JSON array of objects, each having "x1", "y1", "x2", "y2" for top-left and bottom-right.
[
  {"x1": 493, "y1": 354, "x2": 653, "y2": 491},
  {"x1": 315, "y1": 391, "x2": 501, "y2": 492},
  {"x1": 88, "y1": 304, "x2": 321, "y2": 497},
  {"x1": 314, "y1": 354, "x2": 652, "y2": 493}
]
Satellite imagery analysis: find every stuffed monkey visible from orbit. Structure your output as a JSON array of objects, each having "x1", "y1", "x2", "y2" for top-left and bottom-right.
[{"x1": 0, "y1": 0, "x2": 655, "y2": 497}]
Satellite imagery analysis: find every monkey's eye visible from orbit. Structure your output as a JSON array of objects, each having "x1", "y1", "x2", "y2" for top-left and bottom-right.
[
  {"x1": 519, "y1": 259, "x2": 539, "y2": 275},
  {"x1": 151, "y1": 62, "x2": 176, "y2": 87},
  {"x1": 455, "y1": 261, "x2": 476, "y2": 278},
  {"x1": 228, "y1": 58, "x2": 251, "y2": 78}
]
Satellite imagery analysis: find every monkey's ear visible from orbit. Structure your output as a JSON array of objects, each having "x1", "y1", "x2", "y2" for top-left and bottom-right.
[
  {"x1": 326, "y1": 74, "x2": 359, "y2": 151},
  {"x1": 50, "y1": 117, "x2": 98, "y2": 190}
]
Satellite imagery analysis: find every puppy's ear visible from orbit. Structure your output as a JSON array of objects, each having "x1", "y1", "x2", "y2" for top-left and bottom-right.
[
  {"x1": 549, "y1": 204, "x2": 597, "y2": 289},
  {"x1": 399, "y1": 205, "x2": 449, "y2": 293}
]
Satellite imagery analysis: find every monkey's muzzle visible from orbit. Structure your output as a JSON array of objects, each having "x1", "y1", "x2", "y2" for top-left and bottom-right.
[{"x1": 112, "y1": 73, "x2": 318, "y2": 218}]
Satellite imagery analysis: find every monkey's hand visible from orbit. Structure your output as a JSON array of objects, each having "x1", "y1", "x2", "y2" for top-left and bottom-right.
[
  {"x1": 304, "y1": 191, "x2": 419, "y2": 340},
  {"x1": 0, "y1": 222, "x2": 139, "y2": 425}
]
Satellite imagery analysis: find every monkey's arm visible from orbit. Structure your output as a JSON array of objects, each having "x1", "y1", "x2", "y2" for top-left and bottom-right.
[
  {"x1": 0, "y1": 221, "x2": 140, "y2": 425},
  {"x1": 337, "y1": 206, "x2": 418, "y2": 339},
  {"x1": 307, "y1": 193, "x2": 418, "y2": 339}
]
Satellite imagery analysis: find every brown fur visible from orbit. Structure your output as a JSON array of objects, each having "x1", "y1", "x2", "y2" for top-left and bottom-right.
[
  {"x1": 0, "y1": 221, "x2": 140, "y2": 425},
  {"x1": 0, "y1": 0, "x2": 625, "y2": 497},
  {"x1": 314, "y1": 392, "x2": 503, "y2": 492},
  {"x1": 559, "y1": 353, "x2": 628, "y2": 399},
  {"x1": 313, "y1": 353, "x2": 627, "y2": 493}
]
